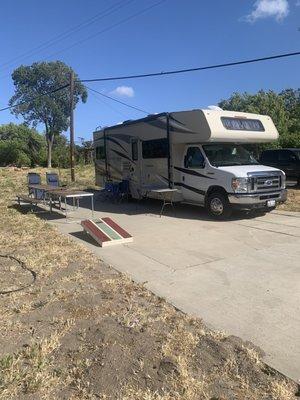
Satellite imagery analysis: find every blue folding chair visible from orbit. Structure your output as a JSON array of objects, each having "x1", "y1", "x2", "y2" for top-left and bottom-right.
[
  {"x1": 27, "y1": 173, "x2": 43, "y2": 199},
  {"x1": 118, "y1": 180, "x2": 130, "y2": 202},
  {"x1": 104, "y1": 181, "x2": 119, "y2": 202},
  {"x1": 46, "y1": 172, "x2": 60, "y2": 187}
]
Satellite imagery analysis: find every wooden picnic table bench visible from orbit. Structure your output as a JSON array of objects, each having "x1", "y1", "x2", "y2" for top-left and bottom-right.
[
  {"x1": 28, "y1": 184, "x2": 66, "y2": 191},
  {"x1": 28, "y1": 184, "x2": 68, "y2": 207},
  {"x1": 28, "y1": 184, "x2": 66, "y2": 199},
  {"x1": 16, "y1": 194, "x2": 43, "y2": 210},
  {"x1": 47, "y1": 189, "x2": 94, "y2": 218},
  {"x1": 25, "y1": 185, "x2": 94, "y2": 219}
]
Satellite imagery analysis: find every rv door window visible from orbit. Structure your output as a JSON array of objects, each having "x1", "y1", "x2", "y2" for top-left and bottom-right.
[
  {"x1": 132, "y1": 140, "x2": 138, "y2": 161},
  {"x1": 142, "y1": 138, "x2": 168, "y2": 159},
  {"x1": 221, "y1": 117, "x2": 264, "y2": 132},
  {"x1": 185, "y1": 147, "x2": 205, "y2": 168},
  {"x1": 96, "y1": 146, "x2": 105, "y2": 160}
]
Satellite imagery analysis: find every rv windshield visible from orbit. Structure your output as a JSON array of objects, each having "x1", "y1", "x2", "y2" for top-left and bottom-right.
[{"x1": 202, "y1": 144, "x2": 259, "y2": 167}]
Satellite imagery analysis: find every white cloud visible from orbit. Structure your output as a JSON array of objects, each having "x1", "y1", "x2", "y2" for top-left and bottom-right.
[
  {"x1": 245, "y1": 0, "x2": 289, "y2": 22},
  {"x1": 110, "y1": 86, "x2": 135, "y2": 97}
]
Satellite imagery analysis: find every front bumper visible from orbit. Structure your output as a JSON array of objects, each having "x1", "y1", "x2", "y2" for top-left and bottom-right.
[{"x1": 228, "y1": 189, "x2": 287, "y2": 210}]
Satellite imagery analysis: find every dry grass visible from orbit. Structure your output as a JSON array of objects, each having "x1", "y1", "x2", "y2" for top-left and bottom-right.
[
  {"x1": 0, "y1": 166, "x2": 297, "y2": 399},
  {"x1": 278, "y1": 188, "x2": 300, "y2": 212},
  {"x1": 0, "y1": 319, "x2": 74, "y2": 399}
]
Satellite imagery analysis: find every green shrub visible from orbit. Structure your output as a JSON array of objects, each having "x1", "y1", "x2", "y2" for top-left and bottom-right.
[{"x1": 0, "y1": 140, "x2": 31, "y2": 167}]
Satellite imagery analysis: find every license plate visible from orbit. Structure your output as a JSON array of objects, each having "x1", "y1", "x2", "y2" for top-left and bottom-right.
[{"x1": 267, "y1": 200, "x2": 276, "y2": 207}]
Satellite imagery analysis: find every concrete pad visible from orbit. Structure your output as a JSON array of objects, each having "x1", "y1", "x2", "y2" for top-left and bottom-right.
[{"x1": 49, "y1": 198, "x2": 300, "y2": 381}]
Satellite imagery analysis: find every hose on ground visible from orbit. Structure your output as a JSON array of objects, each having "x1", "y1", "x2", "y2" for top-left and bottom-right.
[{"x1": 0, "y1": 254, "x2": 37, "y2": 295}]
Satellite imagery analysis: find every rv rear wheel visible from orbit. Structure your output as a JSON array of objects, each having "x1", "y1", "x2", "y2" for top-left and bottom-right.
[{"x1": 207, "y1": 192, "x2": 232, "y2": 219}]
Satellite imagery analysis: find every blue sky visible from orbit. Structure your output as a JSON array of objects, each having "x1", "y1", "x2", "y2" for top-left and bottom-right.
[{"x1": 1, "y1": 0, "x2": 300, "y2": 142}]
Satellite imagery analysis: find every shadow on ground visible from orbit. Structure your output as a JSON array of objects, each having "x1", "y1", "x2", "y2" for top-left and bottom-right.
[{"x1": 12, "y1": 183, "x2": 300, "y2": 223}]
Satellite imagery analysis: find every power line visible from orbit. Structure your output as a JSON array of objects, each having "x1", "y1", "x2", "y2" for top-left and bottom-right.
[
  {"x1": 86, "y1": 85, "x2": 149, "y2": 114},
  {"x1": 0, "y1": 0, "x2": 135, "y2": 74},
  {"x1": 0, "y1": 83, "x2": 69, "y2": 112},
  {"x1": 1, "y1": 49, "x2": 299, "y2": 113},
  {"x1": 79, "y1": 50, "x2": 300, "y2": 83},
  {"x1": 44, "y1": 0, "x2": 168, "y2": 60},
  {"x1": 89, "y1": 89, "x2": 131, "y2": 118}
]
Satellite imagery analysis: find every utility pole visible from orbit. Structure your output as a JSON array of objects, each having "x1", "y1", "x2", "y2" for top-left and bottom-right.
[{"x1": 69, "y1": 71, "x2": 75, "y2": 182}]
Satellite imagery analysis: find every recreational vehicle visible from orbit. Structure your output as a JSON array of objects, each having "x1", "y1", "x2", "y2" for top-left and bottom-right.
[{"x1": 93, "y1": 109, "x2": 287, "y2": 218}]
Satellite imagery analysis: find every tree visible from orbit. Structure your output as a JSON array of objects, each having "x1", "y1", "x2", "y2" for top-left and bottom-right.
[
  {"x1": 219, "y1": 90, "x2": 289, "y2": 135},
  {"x1": 280, "y1": 88, "x2": 300, "y2": 136},
  {"x1": 0, "y1": 140, "x2": 31, "y2": 167},
  {"x1": 9, "y1": 61, "x2": 87, "y2": 167},
  {"x1": 52, "y1": 134, "x2": 70, "y2": 169},
  {"x1": 76, "y1": 138, "x2": 93, "y2": 165},
  {"x1": 0, "y1": 123, "x2": 46, "y2": 166}
]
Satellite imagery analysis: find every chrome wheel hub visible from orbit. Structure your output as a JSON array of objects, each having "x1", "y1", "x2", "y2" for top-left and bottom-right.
[{"x1": 210, "y1": 197, "x2": 224, "y2": 215}]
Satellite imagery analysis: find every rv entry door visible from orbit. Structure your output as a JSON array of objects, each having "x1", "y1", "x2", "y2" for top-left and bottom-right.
[
  {"x1": 180, "y1": 146, "x2": 207, "y2": 204},
  {"x1": 129, "y1": 138, "x2": 142, "y2": 199}
]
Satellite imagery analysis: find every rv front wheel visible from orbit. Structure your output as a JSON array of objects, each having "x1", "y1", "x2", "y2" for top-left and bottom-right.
[{"x1": 207, "y1": 192, "x2": 232, "y2": 219}]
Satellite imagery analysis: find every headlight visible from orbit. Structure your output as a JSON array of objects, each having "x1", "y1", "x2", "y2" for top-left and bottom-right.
[
  {"x1": 281, "y1": 173, "x2": 286, "y2": 188},
  {"x1": 231, "y1": 177, "x2": 250, "y2": 193}
]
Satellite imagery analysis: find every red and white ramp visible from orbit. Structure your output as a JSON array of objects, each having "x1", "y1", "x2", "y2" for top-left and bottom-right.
[{"x1": 81, "y1": 217, "x2": 133, "y2": 247}]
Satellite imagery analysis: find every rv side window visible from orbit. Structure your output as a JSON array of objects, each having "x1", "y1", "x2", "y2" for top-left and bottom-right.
[
  {"x1": 142, "y1": 138, "x2": 168, "y2": 159},
  {"x1": 132, "y1": 141, "x2": 138, "y2": 161},
  {"x1": 95, "y1": 146, "x2": 105, "y2": 160},
  {"x1": 221, "y1": 117, "x2": 264, "y2": 132}
]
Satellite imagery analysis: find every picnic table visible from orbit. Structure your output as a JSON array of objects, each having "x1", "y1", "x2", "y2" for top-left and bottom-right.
[
  {"x1": 28, "y1": 184, "x2": 94, "y2": 218},
  {"x1": 48, "y1": 188, "x2": 94, "y2": 218},
  {"x1": 28, "y1": 184, "x2": 65, "y2": 200},
  {"x1": 142, "y1": 186, "x2": 179, "y2": 217}
]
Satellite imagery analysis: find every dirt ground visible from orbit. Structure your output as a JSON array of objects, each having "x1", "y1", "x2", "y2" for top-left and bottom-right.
[
  {"x1": 0, "y1": 166, "x2": 298, "y2": 400},
  {"x1": 278, "y1": 187, "x2": 300, "y2": 212}
]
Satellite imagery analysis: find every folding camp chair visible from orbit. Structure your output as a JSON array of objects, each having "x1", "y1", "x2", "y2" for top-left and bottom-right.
[
  {"x1": 46, "y1": 172, "x2": 60, "y2": 187},
  {"x1": 46, "y1": 172, "x2": 62, "y2": 207},
  {"x1": 104, "y1": 181, "x2": 115, "y2": 201},
  {"x1": 27, "y1": 173, "x2": 43, "y2": 199},
  {"x1": 118, "y1": 180, "x2": 130, "y2": 202},
  {"x1": 104, "y1": 181, "x2": 122, "y2": 203},
  {"x1": 27, "y1": 172, "x2": 41, "y2": 186}
]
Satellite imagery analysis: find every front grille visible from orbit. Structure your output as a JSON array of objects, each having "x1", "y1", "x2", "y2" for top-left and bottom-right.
[
  {"x1": 256, "y1": 176, "x2": 280, "y2": 191},
  {"x1": 248, "y1": 172, "x2": 283, "y2": 193}
]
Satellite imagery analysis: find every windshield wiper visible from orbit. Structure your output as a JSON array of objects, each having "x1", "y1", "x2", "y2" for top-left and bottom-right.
[
  {"x1": 216, "y1": 162, "x2": 241, "y2": 166},
  {"x1": 239, "y1": 162, "x2": 259, "y2": 165}
]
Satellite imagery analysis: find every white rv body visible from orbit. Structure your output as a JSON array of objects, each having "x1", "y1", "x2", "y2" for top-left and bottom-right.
[{"x1": 94, "y1": 109, "x2": 287, "y2": 217}]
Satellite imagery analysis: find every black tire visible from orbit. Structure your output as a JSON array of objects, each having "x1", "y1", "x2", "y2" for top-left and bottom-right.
[{"x1": 206, "y1": 191, "x2": 232, "y2": 219}]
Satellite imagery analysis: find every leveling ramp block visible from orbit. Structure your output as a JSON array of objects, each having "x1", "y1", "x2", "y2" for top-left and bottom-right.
[{"x1": 81, "y1": 217, "x2": 133, "y2": 247}]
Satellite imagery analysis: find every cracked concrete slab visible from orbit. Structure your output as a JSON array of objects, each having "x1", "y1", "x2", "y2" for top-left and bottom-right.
[{"x1": 48, "y1": 198, "x2": 300, "y2": 382}]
